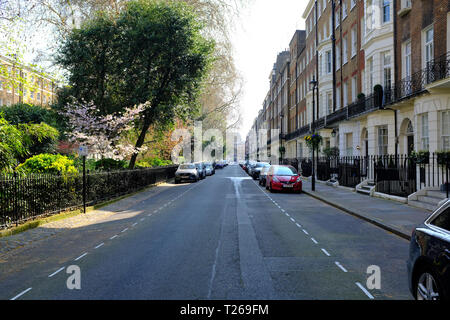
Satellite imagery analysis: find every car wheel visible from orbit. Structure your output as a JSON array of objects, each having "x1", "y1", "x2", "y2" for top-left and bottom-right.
[{"x1": 415, "y1": 270, "x2": 443, "y2": 300}]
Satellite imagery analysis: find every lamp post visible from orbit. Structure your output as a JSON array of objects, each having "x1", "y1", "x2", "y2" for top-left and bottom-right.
[{"x1": 310, "y1": 77, "x2": 318, "y2": 191}]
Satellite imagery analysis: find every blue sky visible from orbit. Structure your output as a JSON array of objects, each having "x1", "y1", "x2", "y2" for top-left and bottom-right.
[{"x1": 232, "y1": 0, "x2": 308, "y2": 138}]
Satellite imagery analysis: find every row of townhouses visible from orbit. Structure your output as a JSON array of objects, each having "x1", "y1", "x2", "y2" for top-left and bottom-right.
[
  {"x1": 246, "y1": 0, "x2": 450, "y2": 209},
  {"x1": 0, "y1": 55, "x2": 58, "y2": 107}
]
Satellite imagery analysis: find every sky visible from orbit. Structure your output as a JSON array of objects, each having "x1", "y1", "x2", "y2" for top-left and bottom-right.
[{"x1": 231, "y1": 0, "x2": 308, "y2": 139}]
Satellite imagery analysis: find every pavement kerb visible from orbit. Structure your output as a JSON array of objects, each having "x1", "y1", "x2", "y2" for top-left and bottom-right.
[{"x1": 302, "y1": 189, "x2": 412, "y2": 241}]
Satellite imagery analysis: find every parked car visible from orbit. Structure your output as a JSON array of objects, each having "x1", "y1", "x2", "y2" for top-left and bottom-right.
[
  {"x1": 407, "y1": 200, "x2": 450, "y2": 300},
  {"x1": 205, "y1": 162, "x2": 215, "y2": 176},
  {"x1": 265, "y1": 165, "x2": 302, "y2": 193},
  {"x1": 259, "y1": 164, "x2": 272, "y2": 187},
  {"x1": 251, "y1": 162, "x2": 270, "y2": 180},
  {"x1": 175, "y1": 163, "x2": 199, "y2": 184},
  {"x1": 195, "y1": 162, "x2": 207, "y2": 180},
  {"x1": 246, "y1": 161, "x2": 257, "y2": 175}
]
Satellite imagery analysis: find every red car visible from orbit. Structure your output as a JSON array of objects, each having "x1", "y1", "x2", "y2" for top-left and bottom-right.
[{"x1": 265, "y1": 165, "x2": 302, "y2": 193}]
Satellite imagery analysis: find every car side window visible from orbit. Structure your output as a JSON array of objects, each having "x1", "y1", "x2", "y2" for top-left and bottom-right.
[{"x1": 431, "y1": 207, "x2": 450, "y2": 232}]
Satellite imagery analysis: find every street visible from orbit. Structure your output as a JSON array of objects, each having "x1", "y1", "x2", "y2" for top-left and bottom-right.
[{"x1": 0, "y1": 165, "x2": 411, "y2": 300}]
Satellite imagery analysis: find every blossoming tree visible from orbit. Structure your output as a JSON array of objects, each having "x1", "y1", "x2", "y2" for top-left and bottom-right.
[{"x1": 62, "y1": 101, "x2": 148, "y2": 160}]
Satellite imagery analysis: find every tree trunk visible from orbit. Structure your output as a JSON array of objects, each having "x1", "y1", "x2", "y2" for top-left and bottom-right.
[{"x1": 128, "y1": 120, "x2": 151, "y2": 169}]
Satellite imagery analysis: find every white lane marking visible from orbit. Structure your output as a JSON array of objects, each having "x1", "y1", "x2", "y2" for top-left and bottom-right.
[
  {"x1": 148, "y1": 213, "x2": 153, "y2": 217},
  {"x1": 121, "y1": 228, "x2": 128, "y2": 233},
  {"x1": 75, "y1": 252, "x2": 88, "y2": 261},
  {"x1": 311, "y1": 238, "x2": 318, "y2": 244},
  {"x1": 290, "y1": 218, "x2": 295, "y2": 223},
  {"x1": 285, "y1": 213, "x2": 289, "y2": 217},
  {"x1": 321, "y1": 248, "x2": 331, "y2": 257},
  {"x1": 356, "y1": 282, "x2": 375, "y2": 300},
  {"x1": 48, "y1": 267, "x2": 65, "y2": 278},
  {"x1": 110, "y1": 235, "x2": 118, "y2": 240},
  {"x1": 153, "y1": 210, "x2": 158, "y2": 214},
  {"x1": 140, "y1": 218, "x2": 145, "y2": 222},
  {"x1": 95, "y1": 243, "x2": 105, "y2": 249},
  {"x1": 302, "y1": 229, "x2": 309, "y2": 235},
  {"x1": 159, "y1": 207, "x2": 164, "y2": 210},
  {"x1": 10, "y1": 288, "x2": 32, "y2": 300},
  {"x1": 281, "y1": 209, "x2": 286, "y2": 213},
  {"x1": 132, "y1": 223, "x2": 138, "y2": 227},
  {"x1": 335, "y1": 261, "x2": 348, "y2": 273},
  {"x1": 296, "y1": 223, "x2": 302, "y2": 228}
]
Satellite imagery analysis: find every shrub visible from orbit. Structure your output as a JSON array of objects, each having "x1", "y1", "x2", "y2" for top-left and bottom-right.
[
  {"x1": 17, "y1": 154, "x2": 78, "y2": 174},
  {"x1": 0, "y1": 103, "x2": 59, "y2": 128},
  {"x1": 136, "y1": 157, "x2": 173, "y2": 168},
  {"x1": 322, "y1": 147, "x2": 340, "y2": 157},
  {"x1": 0, "y1": 117, "x2": 27, "y2": 172},
  {"x1": 19, "y1": 122, "x2": 59, "y2": 159},
  {"x1": 94, "y1": 158, "x2": 128, "y2": 171}
]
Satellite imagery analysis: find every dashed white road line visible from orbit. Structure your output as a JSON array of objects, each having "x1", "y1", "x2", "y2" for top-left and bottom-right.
[
  {"x1": 311, "y1": 238, "x2": 318, "y2": 244},
  {"x1": 290, "y1": 218, "x2": 296, "y2": 223},
  {"x1": 132, "y1": 223, "x2": 138, "y2": 227},
  {"x1": 48, "y1": 267, "x2": 65, "y2": 278},
  {"x1": 356, "y1": 282, "x2": 375, "y2": 299},
  {"x1": 302, "y1": 229, "x2": 309, "y2": 235},
  {"x1": 335, "y1": 261, "x2": 348, "y2": 273},
  {"x1": 75, "y1": 252, "x2": 88, "y2": 261},
  {"x1": 95, "y1": 243, "x2": 105, "y2": 249},
  {"x1": 321, "y1": 248, "x2": 331, "y2": 257},
  {"x1": 296, "y1": 223, "x2": 302, "y2": 228},
  {"x1": 121, "y1": 228, "x2": 128, "y2": 233},
  {"x1": 110, "y1": 235, "x2": 118, "y2": 240},
  {"x1": 140, "y1": 218, "x2": 145, "y2": 222},
  {"x1": 10, "y1": 288, "x2": 32, "y2": 300}
]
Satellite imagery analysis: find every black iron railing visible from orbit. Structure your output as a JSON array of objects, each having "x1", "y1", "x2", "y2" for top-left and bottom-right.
[
  {"x1": 292, "y1": 153, "x2": 449, "y2": 198},
  {"x1": 0, "y1": 166, "x2": 178, "y2": 228}
]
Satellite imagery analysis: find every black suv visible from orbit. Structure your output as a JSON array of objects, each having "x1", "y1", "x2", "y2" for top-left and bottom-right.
[{"x1": 407, "y1": 200, "x2": 450, "y2": 300}]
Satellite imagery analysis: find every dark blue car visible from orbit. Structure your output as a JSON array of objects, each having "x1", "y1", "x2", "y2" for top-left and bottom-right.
[{"x1": 407, "y1": 200, "x2": 450, "y2": 300}]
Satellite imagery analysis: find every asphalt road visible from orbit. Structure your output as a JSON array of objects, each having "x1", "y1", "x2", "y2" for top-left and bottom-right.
[{"x1": 0, "y1": 165, "x2": 412, "y2": 300}]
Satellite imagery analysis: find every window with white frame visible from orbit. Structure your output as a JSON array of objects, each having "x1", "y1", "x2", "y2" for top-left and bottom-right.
[
  {"x1": 351, "y1": 0, "x2": 356, "y2": 10},
  {"x1": 424, "y1": 27, "x2": 434, "y2": 67},
  {"x1": 326, "y1": 50, "x2": 332, "y2": 74},
  {"x1": 378, "y1": 126, "x2": 389, "y2": 155},
  {"x1": 366, "y1": 0, "x2": 374, "y2": 32},
  {"x1": 336, "y1": 87, "x2": 341, "y2": 109},
  {"x1": 442, "y1": 111, "x2": 450, "y2": 151},
  {"x1": 343, "y1": 1, "x2": 347, "y2": 20},
  {"x1": 404, "y1": 41, "x2": 411, "y2": 78},
  {"x1": 343, "y1": 36, "x2": 348, "y2": 64},
  {"x1": 351, "y1": 26, "x2": 357, "y2": 57},
  {"x1": 383, "y1": 52, "x2": 392, "y2": 89},
  {"x1": 327, "y1": 92, "x2": 333, "y2": 114},
  {"x1": 368, "y1": 58, "x2": 374, "y2": 92},
  {"x1": 402, "y1": 0, "x2": 411, "y2": 10},
  {"x1": 336, "y1": 43, "x2": 341, "y2": 70},
  {"x1": 383, "y1": 0, "x2": 390, "y2": 23},
  {"x1": 352, "y1": 77, "x2": 357, "y2": 102},
  {"x1": 336, "y1": 10, "x2": 340, "y2": 28},
  {"x1": 346, "y1": 133, "x2": 353, "y2": 156},
  {"x1": 343, "y1": 82, "x2": 348, "y2": 107},
  {"x1": 421, "y1": 113, "x2": 429, "y2": 151}
]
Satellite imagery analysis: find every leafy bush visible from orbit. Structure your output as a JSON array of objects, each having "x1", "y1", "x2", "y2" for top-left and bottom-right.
[
  {"x1": 136, "y1": 157, "x2": 173, "y2": 168},
  {"x1": 322, "y1": 147, "x2": 339, "y2": 157},
  {"x1": 0, "y1": 103, "x2": 59, "y2": 128},
  {"x1": 17, "y1": 154, "x2": 78, "y2": 174},
  {"x1": 94, "y1": 158, "x2": 128, "y2": 171},
  {"x1": 0, "y1": 117, "x2": 27, "y2": 172},
  {"x1": 19, "y1": 122, "x2": 59, "y2": 159}
]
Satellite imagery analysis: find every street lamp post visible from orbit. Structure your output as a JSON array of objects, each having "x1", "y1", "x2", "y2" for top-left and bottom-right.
[{"x1": 310, "y1": 77, "x2": 318, "y2": 191}]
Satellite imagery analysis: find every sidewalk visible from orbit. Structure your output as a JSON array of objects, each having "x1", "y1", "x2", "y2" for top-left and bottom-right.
[
  {"x1": 301, "y1": 179, "x2": 432, "y2": 240},
  {"x1": 0, "y1": 181, "x2": 172, "y2": 258}
]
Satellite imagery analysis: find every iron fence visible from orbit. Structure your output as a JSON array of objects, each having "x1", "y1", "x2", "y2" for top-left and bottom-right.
[
  {"x1": 287, "y1": 153, "x2": 449, "y2": 198},
  {"x1": 0, "y1": 166, "x2": 178, "y2": 228}
]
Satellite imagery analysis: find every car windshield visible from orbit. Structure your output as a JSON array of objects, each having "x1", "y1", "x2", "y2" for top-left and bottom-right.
[
  {"x1": 256, "y1": 163, "x2": 269, "y2": 168},
  {"x1": 179, "y1": 164, "x2": 195, "y2": 169},
  {"x1": 274, "y1": 166, "x2": 297, "y2": 176}
]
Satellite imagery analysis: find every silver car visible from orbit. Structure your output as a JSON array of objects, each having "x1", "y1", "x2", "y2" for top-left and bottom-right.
[{"x1": 175, "y1": 164, "x2": 199, "y2": 184}]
